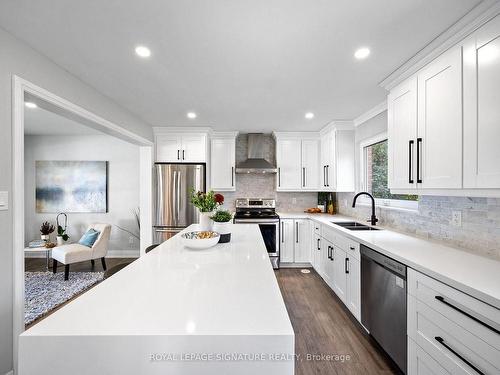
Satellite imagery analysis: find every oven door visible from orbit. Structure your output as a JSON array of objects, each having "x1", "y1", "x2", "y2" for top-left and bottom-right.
[{"x1": 233, "y1": 219, "x2": 280, "y2": 268}]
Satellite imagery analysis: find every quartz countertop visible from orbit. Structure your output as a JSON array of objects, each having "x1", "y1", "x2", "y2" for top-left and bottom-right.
[
  {"x1": 19, "y1": 224, "x2": 294, "y2": 375},
  {"x1": 279, "y1": 212, "x2": 500, "y2": 309}
]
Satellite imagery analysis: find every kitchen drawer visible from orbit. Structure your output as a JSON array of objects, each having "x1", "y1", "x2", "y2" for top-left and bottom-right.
[
  {"x1": 346, "y1": 240, "x2": 360, "y2": 261},
  {"x1": 408, "y1": 269, "x2": 500, "y2": 350},
  {"x1": 408, "y1": 294, "x2": 500, "y2": 374},
  {"x1": 312, "y1": 222, "x2": 322, "y2": 236},
  {"x1": 408, "y1": 337, "x2": 451, "y2": 375},
  {"x1": 321, "y1": 224, "x2": 339, "y2": 242}
]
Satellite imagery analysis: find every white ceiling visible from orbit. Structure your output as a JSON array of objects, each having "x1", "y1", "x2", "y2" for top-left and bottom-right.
[
  {"x1": 24, "y1": 104, "x2": 101, "y2": 136},
  {"x1": 0, "y1": 0, "x2": 480, "y2": 131}
]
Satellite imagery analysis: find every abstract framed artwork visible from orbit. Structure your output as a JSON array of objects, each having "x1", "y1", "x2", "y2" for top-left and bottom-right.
[{"x1": 35, "y1": 161, "x2": 108, "y2": 213}]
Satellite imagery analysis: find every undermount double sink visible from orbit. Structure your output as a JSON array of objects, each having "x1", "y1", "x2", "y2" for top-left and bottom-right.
[{"x1": 331, "y1": 221, "x2": 381, "y2": 231}]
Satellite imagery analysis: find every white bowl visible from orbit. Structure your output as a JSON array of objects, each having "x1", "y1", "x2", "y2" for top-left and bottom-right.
[{"x1": 181, "y1": 231, "x2": 220, "y2": 249}]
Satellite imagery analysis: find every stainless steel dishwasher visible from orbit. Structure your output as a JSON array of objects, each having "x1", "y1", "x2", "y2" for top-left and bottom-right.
[{"x1": 361, "y1": 244, "x2": 407, "y2": 374}]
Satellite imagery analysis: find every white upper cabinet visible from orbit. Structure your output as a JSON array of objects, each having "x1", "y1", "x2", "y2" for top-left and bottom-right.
[
  {"x1": 275, "y1": 134, "x2": 319, "y2": 191},
  {"x1": 210, "y1": 135, "x2": 236, "y2": 191},
  {"x1": 417, "y1": 47, "x2": 462, "y2": 189},
  {"x1": 301, "y1": 140, "x2": 320, "y2": 190},
  {"x1": 155, "y1": 130, "x2": 208, "y2": 163},
  {"x1": 388, "y1": 78, "x2": 418, "y2": 190},
  {"x1": 319, "y1": 126, "x2": 355, "y2": 192},
  {"x1": 463, "y1": 15, "x2": 500, "y2": 188}
]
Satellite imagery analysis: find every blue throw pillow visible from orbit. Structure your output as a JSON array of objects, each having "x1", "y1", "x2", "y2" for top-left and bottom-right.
[{"x1": 78, "y1": 228, "x2": 100, "y2": 248}]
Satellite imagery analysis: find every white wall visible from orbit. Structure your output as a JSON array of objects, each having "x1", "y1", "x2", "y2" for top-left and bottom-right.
[
  {"x1": 24, "y1": 135, "x2": 140, "y2": 255},
  {"x1": 0, "y1": 27, "x2": 152, "y2": 373}
]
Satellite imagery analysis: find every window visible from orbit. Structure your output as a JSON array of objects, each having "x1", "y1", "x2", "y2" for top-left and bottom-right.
[{"x1": 360, "y1": 134, "x2": 418, "y2": 209}]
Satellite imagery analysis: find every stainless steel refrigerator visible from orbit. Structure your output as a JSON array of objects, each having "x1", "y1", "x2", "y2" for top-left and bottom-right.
[{"x1": 153, "y1": 163, "x2": 206, "y2": 243}]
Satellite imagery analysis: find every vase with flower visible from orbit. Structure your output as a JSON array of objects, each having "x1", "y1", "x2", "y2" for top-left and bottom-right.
[{"x1": 189, "y1": 190, "x2": 224, "y2": 231}]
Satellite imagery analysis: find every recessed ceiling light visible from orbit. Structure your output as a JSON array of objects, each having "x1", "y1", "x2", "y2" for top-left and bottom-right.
[
  {"x1": 354, "y1": 47, "x2": 370, "y2": 60},
  {"x1": 187, "y1": 112, "x2": 197, "y2": 119},
  {"x1": 25, "y1": 102, "x2": 37, "y2": 109},
  {"x1": 305, "y1": 112, "x2": 314, "y2": 119},
  {"x1": 135, "y1": 45, "x2": 151, "y2": 58}
]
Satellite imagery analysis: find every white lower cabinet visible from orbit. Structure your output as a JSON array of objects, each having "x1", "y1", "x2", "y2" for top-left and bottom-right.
[
  {"x1": 346, "y1": 255, "x2": 361, "y2": 321},
  {"x1": 408, "y1": 269, "x2": 500, "y2": 375},
  {"x1": 280, "y1": 219, "x2": 311, "y2": 264},
  {"x1": 332, "y1": 246, "x2": 347, "y2": 304}
]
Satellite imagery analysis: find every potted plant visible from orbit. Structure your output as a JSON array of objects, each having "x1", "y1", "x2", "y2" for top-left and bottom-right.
[
  {"x1": 56, "y1": 213, "x2": 70, "y2": 246},
  {"x1": 189, "y1": 190, "x2": 224, "y2": 231},
  {"x1": 210, "y1": 210, "x2": 233, "y2": 243},
  {"x1": 40, "y1": 221, "x2": 55, "y2": 242}
]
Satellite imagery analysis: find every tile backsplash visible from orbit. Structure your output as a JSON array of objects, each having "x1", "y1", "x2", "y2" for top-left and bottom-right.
[
  {"x1": 337, "y1": 192, "x2": 500, "y2": 260},
  {"x1": 216, "y1": 133, "x2": 317, "y2": 211}
]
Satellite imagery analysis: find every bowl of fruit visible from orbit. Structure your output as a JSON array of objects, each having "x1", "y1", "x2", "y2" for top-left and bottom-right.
[{"x1": 181, "y1": 231, "x2": 220, "y2": 249}]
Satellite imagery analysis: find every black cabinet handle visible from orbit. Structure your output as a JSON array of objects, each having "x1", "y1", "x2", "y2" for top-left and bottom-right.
[
  {"x1": 323, "y1": 166, "x2": 326, "y2": 187},
  {"x1": 434, "y1": 336, "x2": 484, "y2": 375},
  {"x1": 177, "y1": 150, "x2": 180, "y2": 160},
  {"x1": 317, "y1": 238, "x2": 321, "y2": 251},
  {"x1": 327, "y1": 246, "x2": 332, "y2": 260},
  {"x1": 278, "y1": 168, "x2": 281, "y2": 187},
  {"x1": 302, "y1": 167, "x2": 306, "y2": 187},
  {"x1": 296, "y1": 222, "x2": 299, "y2": 243},
  {"x1": 435, "y1": 296, "x2": 500, "y2": 335},
  {"x1": 182, "y1": 150, "x2": 186, "y2": 160},
  {"x1": 416, "y1": 138, "x2": 422, "y2": 183},
  {"x1": 326, "y1": 165, "x2": 329, "y2": 187},
  {"x1": 231, "y1": 167, "x2": 234, "y2": 186},
  {"x1": 281, "y1": 222, "x2": 284, "y2": 243},
  {"x1": 345, "y1": 257, "x2": 349, "y2": 274},
  {"x1": 409, "y1": 140, "x2": 414, "y2": 184}
]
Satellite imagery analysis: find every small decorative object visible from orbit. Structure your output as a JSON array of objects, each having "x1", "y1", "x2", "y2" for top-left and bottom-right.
[
  {"x1": 210, "y1": 210, "x2": 233, "y2": 243},
  {"x1": 189, "y1": 190, "x2": 224, "y2": 231},
  {"x1": 56, "y1": 213, "x2": 70, "y2": 246},
  {"x1": 44, "y1": 242, "x2": 57, "y2": 249},
  {"x1": 35, "y1": 160, "x2": 108, "y2": 213},
  {"x1": 39, "y1": 221, "x2": 55, "y2": 242},
  {"x1": 181, "y1": 231, "x2": 220, "y2": 249},
  {"x1": 305, "y1": 207, "x2": 322, "y2": 213}
]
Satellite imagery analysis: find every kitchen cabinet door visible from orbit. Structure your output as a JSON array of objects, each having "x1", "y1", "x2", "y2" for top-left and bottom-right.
[
  {"x1": 332, "y1": 246, "x2": 347, "y2": 304},
  {"x1": 320, "y1": 133, "x2": 333, "y2": 189},
  {"x1": 181, "y1": 135, "x2": 206, "y2": 162},
  {"x1": 417, "y1": 47, "x2": 462, "y2": 189},
  {"x1": 301, "y1": 140, "x2": 320, "y2": 190},
  {"x1": 321, "y1": 239, "x2": 333, "y2": 286},
  {"x1": 156, "y1": 134, "x2": 182, "y2": 162},
  {"x1": 388, "y1": 77, "x2": 418, "y2": 190},
  {"x1": 312, "y1": 234, "x2": 322, "y2": 271},
  {"x1": 408, "y1": 338, "x2": 451, "y2": 375},
  {"x1": 294, "y1": 219, "x2": 311, "y2": 263},
  {"x1": 463, "y1": 15, "x2": 500, "y2": 188},
  {"x1": 276, "y1": 139, "x2": 302, "y2": 190},
  {"x1": 210, "y1": 138, "x2": 235, "y2": 191},
  {"x1": 346, "y1": 256, "x2": 361, "y2": 322},
  {"x1": 280, "y1": 219, "x2": 295, "y2": 263}
]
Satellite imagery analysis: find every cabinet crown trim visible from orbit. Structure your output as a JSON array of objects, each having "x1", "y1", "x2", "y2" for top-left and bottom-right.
[{"x1": 153, "y1": 126, "x2": 212, "y2": 135}]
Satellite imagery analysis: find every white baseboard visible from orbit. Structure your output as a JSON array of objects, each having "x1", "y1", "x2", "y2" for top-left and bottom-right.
[
  {"x1": 25, "y1": 250, "x2": 139, "y2": 259},
  {"x1": 106, "y1": 250, "x2": 140, "y2": 258}
]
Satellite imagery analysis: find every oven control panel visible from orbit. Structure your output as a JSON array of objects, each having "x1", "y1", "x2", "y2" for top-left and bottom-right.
[{"x1": 236, "y1": 198, "x2": 276, "y2": 208}]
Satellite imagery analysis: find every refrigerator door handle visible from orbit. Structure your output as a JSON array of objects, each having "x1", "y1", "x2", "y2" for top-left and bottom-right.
[{"x1": 176, "y1": 170, "x2": 182, "y2": 224}]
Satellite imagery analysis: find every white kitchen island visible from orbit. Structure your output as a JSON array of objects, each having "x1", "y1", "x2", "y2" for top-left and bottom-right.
[{"x1": 19, "y1": 224, "x2": 295, "y2": 375}]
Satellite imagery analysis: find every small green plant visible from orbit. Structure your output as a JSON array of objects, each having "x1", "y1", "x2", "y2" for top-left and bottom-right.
[
  {"x1": 57, "y1": 225, "x2": 70, "y2": 241},
  {"x1": 190, "y1": 190, "x2": 224, "y2": 212},
  {"x1": 210, "y1": 209, "x2": 232, "y2": 223},
  {"x1": 40, "y1": 221, "x2": 55, "y2": 235}
]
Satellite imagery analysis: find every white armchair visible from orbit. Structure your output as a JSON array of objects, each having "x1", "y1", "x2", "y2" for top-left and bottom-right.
[{"x1": 52, "y1": 223, "x2": 111, "y2": 280}]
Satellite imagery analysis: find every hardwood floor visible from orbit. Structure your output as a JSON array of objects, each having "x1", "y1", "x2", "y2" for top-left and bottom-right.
[
  {"x1": 275, "y1": 268, "x2": 401, "y2": 375},
  {"x1": 24, "y1": 257, "x2": 136, "y2": 329}
]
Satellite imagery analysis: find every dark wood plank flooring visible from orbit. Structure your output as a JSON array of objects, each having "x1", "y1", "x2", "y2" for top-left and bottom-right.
[
  {"x1": 275, "y1": 268, "x2": 400, "y2": 375},
  {"x1": 25, "y1": 257, "x2": 136, "y2": 329}
]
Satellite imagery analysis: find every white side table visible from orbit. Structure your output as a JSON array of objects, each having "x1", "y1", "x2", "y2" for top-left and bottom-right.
[{"x1": 24, "y1": 246, "x2": 53, "y2": 270}]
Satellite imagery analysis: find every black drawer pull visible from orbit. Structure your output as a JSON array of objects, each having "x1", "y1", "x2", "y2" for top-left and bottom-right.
[
  {"x1": 345, "y1": 257, "x2": 349, "y2": 274},
  {"x1": 435, "y1": 296, "x2": 500, "y2": 335},
  {"x1": 317, "y1": 238, "x2": 321, "y2": 251},
  {"x1": 434, "y1": 336, "x2": 484, "y2": 375}
]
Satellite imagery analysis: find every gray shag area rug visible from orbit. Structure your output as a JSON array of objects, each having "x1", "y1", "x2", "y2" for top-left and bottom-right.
[{"x1": 25, "y1": 271, "x2": 104, "y2": 325}]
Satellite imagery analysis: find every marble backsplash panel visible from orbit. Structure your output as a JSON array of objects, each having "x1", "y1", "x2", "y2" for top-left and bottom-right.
[{"x1": 337, "y1": 192, "x2": 500, "y2": 260}]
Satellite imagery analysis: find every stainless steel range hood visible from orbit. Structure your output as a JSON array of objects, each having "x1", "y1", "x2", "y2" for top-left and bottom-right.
[{"x1": 235, "y1": 133, "x2": 277, "y2": 174}]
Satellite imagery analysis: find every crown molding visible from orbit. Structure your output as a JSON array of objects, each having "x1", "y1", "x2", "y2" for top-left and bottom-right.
[
  {"x1": 380, "y1": 0, "x2": 500, "y2": 90},
  {"x1": 211, "y1": 131, "x2": 239, "y2": 139},
  {"x1": 354, "y1": 100, "x2": 387, "y2": 127},
  {"x1": 320, "y1": 120, "x2": 355, "y2": 135}
]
